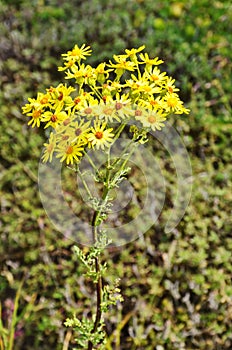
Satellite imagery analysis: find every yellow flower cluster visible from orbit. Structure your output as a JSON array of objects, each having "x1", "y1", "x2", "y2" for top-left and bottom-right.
[{"x1": 22, "y1": 44, "x2": 189, "y2": 165}]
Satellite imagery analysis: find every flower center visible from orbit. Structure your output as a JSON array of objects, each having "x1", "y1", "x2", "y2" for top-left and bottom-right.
[
  {"x1": 84, "y1": 107, "x2": 92, "y2": 114},
  {"x1": 58, "y1": 92, "x2": 63, "y2": 101},
  {"x1": 66, "y1": 145, "x2": 73, "y2": 154},
  {"x1": 74, "y1": 97, "x2": 81, "y2": 105},
  {"x1": 75, "y1": 128, "x2": 82, "y2": 136},
  {"x1": 63, "y1": 118, "x2": 70, "y2": 126},
  {"x1": 62, "y1": 135, "x2": 69, "y2": 141},
  {"x1": 135, "y1": 109, "x2": 142, "y2": 116},
  {"x1": 115, "y1": 102, "x2": 123, "y2": 110},
  {"x1": 151, "y1": 75, "x2": 159, "y2": 81},
  {"x1": 71, "y1": 48, "x2": 81, "y2": 56},
  {"x1": 40, "y1": 97, "x2": 48, "y2": 104},
  {"x1": 95, "y1": 131, "x2": 103, "y2": 139},
  {"x1": 103, "y1": 108, "x2": 113, "y2": 115},
  {"x1": 32, "y1": 110, "x2": 41, "y2": 119},
  {"x1": 51, "y1": 115, "x2": 57, "y2": 122},
  {"x1": 167, "y1": 97, "x2": 178, "y2": 107},
  {"x1": 68, "y1": 61, "x2": 74, "y2": 67},
  {"x1": 150, "y1": 100, "x2": 158, "y2": 106},
  {"x1": 148, "y1": 116, "x2": 156, "y2": 124},
  {"x1": 47, "y1": 144, "x2": 54, "y2": 153}
]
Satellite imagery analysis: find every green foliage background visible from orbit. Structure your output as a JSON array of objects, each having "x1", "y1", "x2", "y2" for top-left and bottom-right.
[{"x1": 0, "y1": 0, "x2": 231, "y2": 349}]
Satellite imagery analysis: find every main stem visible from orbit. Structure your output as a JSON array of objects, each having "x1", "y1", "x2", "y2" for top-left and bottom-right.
[
  {"x1": 87, "y1": 188, "x2": 109, "y2": 350},
  {"x1": 87, "y1": 124, "x2": 127, "y2": 349},
  {"x1": 91, "y1": 214, "x2": 103, "y2": 334}
]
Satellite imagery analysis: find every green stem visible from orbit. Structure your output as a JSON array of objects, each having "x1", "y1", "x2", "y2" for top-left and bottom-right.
[
  {"x1": 76, "y1": 168, "x2": 93, "y2": 200},
  {"x1": 87, "y1": 214, "x2": 104, "y2": 350},
  {"x1": 87, "y1": 133, "x2": 135, "y2": 350},
  {"x1": 119, "y1": 142, "x2": 137, "y2": 170},
  {"x1": 110, "y1": 141, "x2": 138, "y2": 190},
  {"x1": 111, "y1": 123, "x2": 126, "y2": 146},
  {"x1": 8, "y1": 281, "x2": 23, "y2": 350},
  {"x1": 84, "y1": 150, "x2": 100, "y2": 174},
  {"x1": 87, "y1": 182, "x2": 110, "y2": 350},
  {"x1": 92, "y1": 256, "x2": 102, "y2": 332},
  {"x1": 111, "y1": 138, "x2": 134, "y2": 168},
  {"x1": 90, "y1": 85, "x2": 103, "y2": 100}
]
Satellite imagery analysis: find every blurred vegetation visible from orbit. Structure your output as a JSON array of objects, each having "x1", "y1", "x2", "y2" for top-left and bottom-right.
[{"x1": 0, "y1": 0, "x2": 232, "y2": 349}]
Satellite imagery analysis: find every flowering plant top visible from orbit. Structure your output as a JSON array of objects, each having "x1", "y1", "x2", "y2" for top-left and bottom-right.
[
  {"x1": 22, "y1": 44, "x2": 190, "y2": 349},
  {"x1": 22, "y1": 44, "x2": 189, "y2": 165}
]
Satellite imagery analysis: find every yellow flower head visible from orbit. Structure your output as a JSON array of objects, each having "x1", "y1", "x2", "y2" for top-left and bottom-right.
[
  {"x1": 124, "y1": 45, "x2": 145, "y2": 57},
  {"x1": 135, "y1": 110, "x2": 167, "y2": 131},
  {"x1": 42, "y1": 132, "x2": 57, "y2": 162},
  {"x1": 65, "y1": 64, "x2": 96, "y2": 85},
  {"x1": 47, "y1": 84, "x2": 75, "y2": 109},
  {"x1": 123, "y1": 45, "x2": 145, "y2": 63},
  {"x1": 27, "y1": 108, "x2": 43, "y2": 128},
  {"x1": 69, "y1": 120, "x2": 91, "y2": 145},
  {"x1": 138, "y1": 95, "x2": 163, "y2": 111},
  {"x1": 164, "y1": 77, "x2": 180, "y2": 93},
  {"x1": 94, "y1": 62, "x2": 113, "y2": 83},
  {"x1": 107, "y1": 55, "x2": 136, "y2": 78},
  {"x1": 163, "y1": 92, "x2": 190, "y2": 114},
  {"x1": 146, "y1": 67, "x2": 167, "y2": 85},
  {"x1": 61, "y1": 44, "x2": 92, "y2": 62},
  {"x1": 58, "y1": 60, "x2": 76, "y2": 72},
  {"x1": 41, "y1": 108, "x2": 68, "y2": 129},
  {"x1": 139, "y1": 52, "x2": 163, "y2": 72},
  {"x1": 56, "y1": 143, "x2": 83, "y2": 165},
  {"x1": 88, "y1": 122, "x2": 114, "y2": 150}
]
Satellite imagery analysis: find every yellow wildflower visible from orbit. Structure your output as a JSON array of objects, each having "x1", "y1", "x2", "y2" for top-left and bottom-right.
[
  {"x1": 78, "y1": 97, "x2": 99, "y2": 118},
  {"x1": 136, "y1": 82, "x2": 162, "y2": 95},
  {"x1": 69, "y1": 120, "x2": 91, "y2": 144},
  {"x1": 164, "y1": 77, "x2": 180, "y2": 93},
  {"x1": 42, "y1": 132, "x2": 57, "y2": 162},
  {"x1": 56, "y1": 142, "x2": 83, "y2": 164},
  {"x1": 94, "y1": 62, "x2": 113, "y2": 84},
  {"x1": 93, "y1": 103, "x2": 120, "y2": 123},
  {"x1": 42, "y1": 108, "x2": 68, "y2": 129},
  {"x1": 36, "y1": 92, "x2": 50, "y2": 106},
  {"x1": 162, "y1": 92, "x2": 190, "y2": 114},
  {"x1": 23, "y1": 43, "x2": 190, "y2": 167},
  {"x1": 65, "y1": 64, "x2": 96, "y2": 85},
  {"x1": 138, "y1": 96, "x2": 164, "y2": 111},
  {"x1": 27, "y1": 108, "x2": 43, "y2": 128},
  {"x1": 136, "y1": 110, "x2": 167, "y2": 131},
  {"x1": 93, "y1": 94, "x2": 132, "y2": 122},
  {"x1": 114, "y1": 93, "x2": 133, "y2": 119},
  {"x1": 123, "y1": 45, "x2": 145, "y2": 62},
  {"x1": 107, "y1": 55, "x2": 136, "y2": 77},
  {"x1": 69, "y1": 92, "x2": 93, "y2": 112},
  {"x1": 61, "y1": 44, "x2": 92, "y2": 62},
  {"x1": 145, "y1": 67, "x2": 167, "y2": 86},
  {"x1": 46, "y1": 84, "x2": 75, "y2": 110},
  {"x1": 22, "y1": 97, "x2": 41, "y2": 114},
  {"x1": 102, "y1": 81, "x2": 123, "y2": 98},
  {"x1": 88, "y1": 122, "x2": 114, "y2": 150},
  {"x1": 58, "y1": 60, "x2": 76, "y2": 72},
  {"x1": 139, "y1": 53, "x2": 163, "y2": 72}
]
